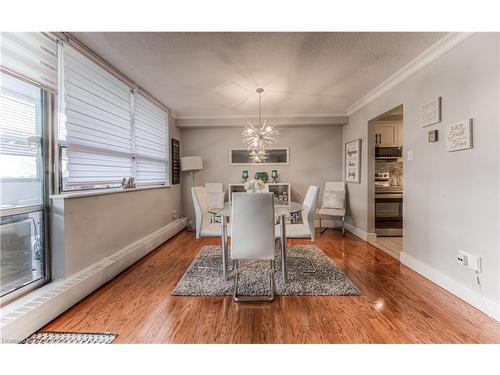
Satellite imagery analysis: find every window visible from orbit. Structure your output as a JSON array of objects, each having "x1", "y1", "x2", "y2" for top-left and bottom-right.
[
  {"x1": 1, "y1": 32, "x2": 56, "y2": 302},
  {"x1": 134, "y1": 93, "x2": 168, "y2": 185},
  {"x1": 59, "y1": 45, "x2": 169, "y2": 191},
  {"x1": 0, "y1": 73, "x2": 47, "y2": 298},
  {"x1": 0, "y1": 32, "x2": 58, "y2": 91}
]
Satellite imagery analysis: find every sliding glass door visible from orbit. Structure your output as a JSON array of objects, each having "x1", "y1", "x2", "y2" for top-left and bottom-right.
[{"x1": 0, "y1": 73, "x2": 49, "y2": 300}]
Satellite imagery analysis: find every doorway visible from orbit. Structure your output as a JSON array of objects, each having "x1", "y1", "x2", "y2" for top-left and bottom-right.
[{"x1": 368, "y1": 105, "x2": 404, "y2": 259}]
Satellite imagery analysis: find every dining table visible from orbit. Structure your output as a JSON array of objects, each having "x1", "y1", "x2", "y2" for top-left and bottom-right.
[{"x1": 208, "y1": 200, "x2": 305, "y2": 283}]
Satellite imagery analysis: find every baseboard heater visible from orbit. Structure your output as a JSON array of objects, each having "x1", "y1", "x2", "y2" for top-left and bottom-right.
[{"x1": 0, "y1": 218, "x2": 187, "y2": 342}]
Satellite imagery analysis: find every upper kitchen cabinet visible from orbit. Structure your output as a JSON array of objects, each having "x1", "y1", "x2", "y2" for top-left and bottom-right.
[{"x1": 375, "y1": 121, "x2": 403, "y2": 147}]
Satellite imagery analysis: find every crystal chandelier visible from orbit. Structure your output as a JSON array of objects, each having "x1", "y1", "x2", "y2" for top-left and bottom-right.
[{"x1": 242, "y1": 88, "x2": 278, "y2": 163}]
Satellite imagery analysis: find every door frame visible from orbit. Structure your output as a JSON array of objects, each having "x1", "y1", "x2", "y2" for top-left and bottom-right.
[{"x1": 367, "y1": 104, "x2": 404, "y2": 236}]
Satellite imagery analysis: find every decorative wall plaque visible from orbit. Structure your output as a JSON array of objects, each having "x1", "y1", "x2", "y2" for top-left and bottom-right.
[
  {"x1": 446, "y1": 120, "x2": 473, "y2": 152},
  {"x1": 421, "y1": 97, "x2": 441, "y2": 127},
  {"x1": 345, "y1": 139, "x2": 361, "y2": 183}
]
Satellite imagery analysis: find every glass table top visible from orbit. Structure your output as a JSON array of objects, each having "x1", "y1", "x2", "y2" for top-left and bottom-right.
[{"x1": 208, "y1": 200, "x2": 304, "y2": 218}]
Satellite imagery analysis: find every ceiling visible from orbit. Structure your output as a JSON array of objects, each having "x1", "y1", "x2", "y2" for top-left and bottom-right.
[{"x1": 74, "y1": 32, "x2": 446, "y2": 118}]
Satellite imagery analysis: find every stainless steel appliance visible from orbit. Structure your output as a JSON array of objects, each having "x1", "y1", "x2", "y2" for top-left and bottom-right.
[
  {"x1": 375, "y1": 146, "x2": 402, "y2": 159},
  {"x1": 375, "y1": 171, "x2": 403, "y2": 236}
]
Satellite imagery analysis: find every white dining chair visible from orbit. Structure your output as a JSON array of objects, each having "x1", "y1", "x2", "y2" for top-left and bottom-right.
[
  {"x1": 192, "y1": 186, "x2": 230, "y2": 271},
  {"x1": 192, "y1": 186, "x2": 228, "y2": 238},
  {"x1": 205, "y1": 183, "x2": 224, "y2": 222},
  {"x1": 318, "y1": 181, "x2": 346, "y2": 236},
  {"x1": 231, "y1": 192, "x2": 275, "y2": 302},
  {"x1": 275, "y1": 185, "x2": 319, "y2": 272},
  {"x1": 275, "y1": 185, "x2": 319, "y2": 240}
]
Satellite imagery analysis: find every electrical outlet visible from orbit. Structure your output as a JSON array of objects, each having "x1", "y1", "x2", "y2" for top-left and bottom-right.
[
  {"x1": 407, "y1": 150, "x2": 414, "y2": 161},
  {"x1": 171, "y1": 210, "x2": 177, "y2": 220},
  {"x1": 458, "y1": 251, "x2": 482, "y2": 272}
]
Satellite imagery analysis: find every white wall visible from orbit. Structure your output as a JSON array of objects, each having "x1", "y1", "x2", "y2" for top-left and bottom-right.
[
  {"x1": 180, "y1": 126, "x2": 344, "y2": 222},
  {"x1": 343, "y1": 33, "x2": 500, "y2": 317}
]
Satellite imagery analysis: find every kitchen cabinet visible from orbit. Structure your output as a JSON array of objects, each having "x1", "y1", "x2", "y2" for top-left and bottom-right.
[
  {"x1": 395, "y1": 123, "x2": 403, "y2": 146},
  {"x1": 375, "y1": 122, "x2": 403, "y2": 147}
]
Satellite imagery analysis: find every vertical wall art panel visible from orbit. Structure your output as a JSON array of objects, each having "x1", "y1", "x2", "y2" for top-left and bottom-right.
[{"x1": 345, "y1": 139, "x2": 361, "y2": 183}]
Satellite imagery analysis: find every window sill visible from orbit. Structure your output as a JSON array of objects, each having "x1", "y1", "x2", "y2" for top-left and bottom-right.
[{"x1": 50, "y1": 184, "x2": 172, "y2": 200}]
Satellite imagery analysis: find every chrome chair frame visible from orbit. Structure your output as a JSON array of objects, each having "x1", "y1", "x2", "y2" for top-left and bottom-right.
[{"x1": 233, "y1": 259, "x2": 275, "y2": 302}]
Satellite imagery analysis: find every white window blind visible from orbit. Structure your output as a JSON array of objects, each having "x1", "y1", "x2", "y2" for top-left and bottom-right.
[
  {"x1": 134, "y1": 93, "x2": 168, "y2": 185},
  {"x1": 0, "y1": 32, "x2": 58, "y2": 92},
  {"x1": 60, "y1": 45, "x2": 169, "y2": 190},
  {"x1": 0, "y1": 73, "x2": 41, "y2": 158},
  {"x1": 63, "y1": 45, "x2": 133, "y2": 188}
]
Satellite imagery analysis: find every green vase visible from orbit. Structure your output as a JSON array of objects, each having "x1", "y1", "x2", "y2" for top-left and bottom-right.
[
  {"x1": 242, "y1": 170, "x2": 249, "y2": 182},
  {"x1": 271, "y1": 170, "x2": 278, "y2": 183},
  {"x1": 254, "y1": 172, "x2": 269, "y2": 183}
]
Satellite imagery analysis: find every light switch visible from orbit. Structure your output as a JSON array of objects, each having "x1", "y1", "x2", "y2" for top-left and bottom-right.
[{"x1": 407, "y1": 150, "x2": 413, "y2": 161}]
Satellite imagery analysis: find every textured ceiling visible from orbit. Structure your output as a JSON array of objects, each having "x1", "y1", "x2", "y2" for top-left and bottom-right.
[{"x1": 74, "y1": 32, "x2": 446, "y2": 118}]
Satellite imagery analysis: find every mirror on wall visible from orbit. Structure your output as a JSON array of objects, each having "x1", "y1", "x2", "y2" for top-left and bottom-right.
[{"x1": 229, "y1": 148, "x2": 289, "y2": 165}]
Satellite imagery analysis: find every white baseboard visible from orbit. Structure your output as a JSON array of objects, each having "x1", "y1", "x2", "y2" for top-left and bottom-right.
[
  {"x1": 315, "y1": 219, "x2": 377, "y2": 241},
  {"x1": 314, "y1": 218, "x2": 341, "y2": 228},
  {"x1": 343, "y1": 222, "x2": 377, "y2": 242},
  {"x1": 401, "y1": 252, "x2": 500, "y2": 322},
  {"x1": 0, "y1": 218, "x2": 187, "y2": 342}
]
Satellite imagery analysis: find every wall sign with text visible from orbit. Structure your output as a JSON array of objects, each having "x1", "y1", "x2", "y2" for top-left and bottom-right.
[
  {"x1": 345, "y1": 139, "x2": 361, "y2": 183},
  {"x1": 421, "y1": 97, "x2": 441, "y2": 127},
  {"x1": 446, "y1": 119, "x2": 473, "y2": 152}
]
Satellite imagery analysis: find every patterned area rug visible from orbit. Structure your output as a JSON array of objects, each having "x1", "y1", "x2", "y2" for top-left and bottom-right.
[
  {"x1": 21, "y1": 332, "x2": 117, "y2": 344},
  {"x1": 172, "y1": 245, "x2": 361, "y2": 296}
]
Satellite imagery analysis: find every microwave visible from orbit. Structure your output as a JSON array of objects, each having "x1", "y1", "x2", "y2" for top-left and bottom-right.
[{"x1": 376, "y1": 146, "x2": 402, "y2": 159}]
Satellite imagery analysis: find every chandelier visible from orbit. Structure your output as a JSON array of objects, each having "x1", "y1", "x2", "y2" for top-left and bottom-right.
[{"x1": 242, "y1": 88, "x2": 278, "y2": 163}]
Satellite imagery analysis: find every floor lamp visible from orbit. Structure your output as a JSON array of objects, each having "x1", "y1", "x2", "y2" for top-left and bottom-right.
[{"x1": 181, "y1": 156, "x2": 203, "y2": 231}]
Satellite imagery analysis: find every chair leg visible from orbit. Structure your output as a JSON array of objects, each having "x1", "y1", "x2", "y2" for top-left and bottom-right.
[
  {"x1": 233, "y1": 260, "x2": 274, "y2": 302},
  {"x1": 320, "y1": 221, "x2": 329, "y2": 234},
  {"x1": 319, "y1": 216, "x2": 322, "y2": 234},
  {"x1": 342, "y1": 216, "x2": 345, "y2": 236}
]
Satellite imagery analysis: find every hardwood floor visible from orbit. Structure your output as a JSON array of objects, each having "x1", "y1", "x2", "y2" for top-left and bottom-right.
[{"x1": 41, "y1": 229, "x2": 500, "y2": 343}]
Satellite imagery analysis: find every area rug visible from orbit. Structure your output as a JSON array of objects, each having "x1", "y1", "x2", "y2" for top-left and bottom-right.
[
  {"x1": 21, "y1": 332, "x2": 117, "y2": 344},
  {"x1": 171, "y1": 245, "x2": 361, "y2": 296}
]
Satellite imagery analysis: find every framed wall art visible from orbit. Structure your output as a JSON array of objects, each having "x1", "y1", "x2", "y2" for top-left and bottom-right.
[
  {"x1": 171, "y1": 138, "x2": 181, "y2": 184},
  {"x1": 229, "y1": 147, "x2": 289, "y2": 165},
  {"x1": 420, "y1": 97, "x2": 441, "y2": 127},
  {"x1": 446, "y1": 119, "x2": 473, "y2": 152},
  {"x1": 345, "y1": 139, "x2": 361, "y2": 183}
]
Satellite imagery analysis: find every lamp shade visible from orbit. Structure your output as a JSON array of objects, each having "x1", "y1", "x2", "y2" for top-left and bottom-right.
[{"x1": 181, "y1": 156, "x2": 203, "y2": 171}]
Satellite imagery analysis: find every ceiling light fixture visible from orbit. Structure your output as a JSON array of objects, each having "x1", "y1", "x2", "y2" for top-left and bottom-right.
[{"x1": 242, "y1": 88, "x2": 278, "y2": 163}]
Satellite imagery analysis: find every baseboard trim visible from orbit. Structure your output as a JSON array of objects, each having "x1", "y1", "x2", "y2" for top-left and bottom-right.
[
  {"x1": 0, "y1": 218, "x2": 187, "y2": 342},
  {"x1": 343, "y1": 222, "x2": 377, "y2": 242},
  {"x1": 400, "y1": 252, "x2": 500, "y2": 322}
]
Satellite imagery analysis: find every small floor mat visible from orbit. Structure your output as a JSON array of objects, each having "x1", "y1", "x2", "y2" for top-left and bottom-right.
[{"x1": 21, "y1": 331, "x2": 117, "y2": 344}]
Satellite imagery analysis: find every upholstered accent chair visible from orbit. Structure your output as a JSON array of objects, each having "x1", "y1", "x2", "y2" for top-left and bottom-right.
[{"x1": 317, "y1": 181, "x2": 346, "y2": 236}]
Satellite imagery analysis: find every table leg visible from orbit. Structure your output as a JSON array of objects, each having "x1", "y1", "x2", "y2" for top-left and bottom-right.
[
  {"x1": 280, "y1": 214, "x2": 287, "y2": 283},
  {"x1": 221, "y1": 215, "x2": 228, "y2": 280}
]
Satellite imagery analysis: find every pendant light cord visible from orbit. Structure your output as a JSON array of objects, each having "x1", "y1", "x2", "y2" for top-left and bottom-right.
[{"x1": 259, "y1": 91, "x2": 262, "y2": 129}]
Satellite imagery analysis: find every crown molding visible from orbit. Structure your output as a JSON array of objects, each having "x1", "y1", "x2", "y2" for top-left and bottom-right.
[
  {"x1": 176, "y1": 115, "x2": 348, "y2": 128},
  {"x1": 346, "y1": 32, "x2": 474, "y2": 116},
  {"x1": 175, "y1": 112, "x2": 347, "y2": 120}
]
